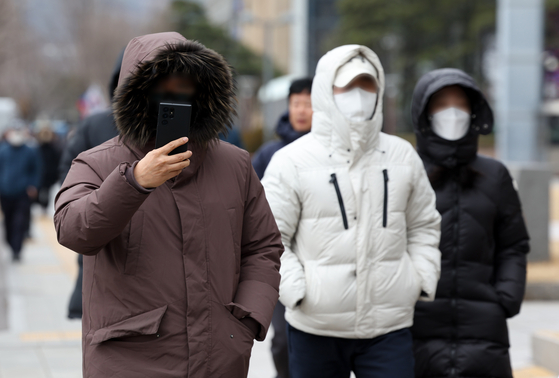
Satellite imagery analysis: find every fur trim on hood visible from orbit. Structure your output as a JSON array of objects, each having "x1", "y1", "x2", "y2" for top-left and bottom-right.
[{"x1": 113, "y1": 32, "x2": 236, "y2": 148}]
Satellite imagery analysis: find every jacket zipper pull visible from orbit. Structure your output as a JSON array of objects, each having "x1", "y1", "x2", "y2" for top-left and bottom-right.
[
  {"x1": 330, "y1": 173, "x2": 349, "y2": 230},
  {"x1": 383, "y1": 169, "x2": 389, "y2": 228}
]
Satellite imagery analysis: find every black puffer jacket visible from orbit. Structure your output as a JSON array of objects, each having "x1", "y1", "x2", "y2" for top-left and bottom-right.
[{"x1": 410, "y1": 69, "x2": 530, "y2": 378}]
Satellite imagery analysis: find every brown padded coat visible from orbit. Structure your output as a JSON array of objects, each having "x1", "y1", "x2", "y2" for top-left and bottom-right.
[{"x1": 54, "y1": 32, "x2": 283, "y2": 378}]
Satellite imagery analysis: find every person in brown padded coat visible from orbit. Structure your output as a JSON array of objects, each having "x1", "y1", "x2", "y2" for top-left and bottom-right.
[{"x1": 54, "y1": 32, "x2": 283, "y2": 378}]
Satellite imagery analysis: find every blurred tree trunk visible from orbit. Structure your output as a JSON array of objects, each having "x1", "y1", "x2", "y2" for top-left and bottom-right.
[{"x1": 0, "y1": 0, "x2": 161, "y2": 121}]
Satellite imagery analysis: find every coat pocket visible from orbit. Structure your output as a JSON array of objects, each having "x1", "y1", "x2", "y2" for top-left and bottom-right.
[
  {"x1": 404, "y1": 253, "x2": 422, "y2": 302},
  {"x1": 124, "y1": 210, "x2": 144, "y2": 275},
  {"x1": 90, "y1": 305, "x2": 167, "y2": 345},
  {"x1": 224, "y1": 302, "x2": 256, "y2": 336},
  {"x1": 210, "y1": 301, "x2": 254, "y2": 377},
  {"x1": 329, "y1": 173, "x2": 349, "y2": 230},
  {"x1": 383, "y1": 169, "x2": 389, "y2": 228}
]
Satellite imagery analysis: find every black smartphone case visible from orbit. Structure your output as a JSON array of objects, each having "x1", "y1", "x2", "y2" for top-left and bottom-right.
[{"x1": 155, "y1": 102, "x2": 192, "y2": 155}]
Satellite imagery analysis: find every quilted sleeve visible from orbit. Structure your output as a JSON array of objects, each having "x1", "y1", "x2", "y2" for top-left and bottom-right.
[{"x1": 262, "y1": 152, "x2": 306, "y2": 309}]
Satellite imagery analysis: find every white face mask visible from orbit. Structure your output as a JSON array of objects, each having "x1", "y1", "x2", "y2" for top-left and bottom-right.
[
  {"x1": 7, "y1": 131, "x2": 25, "y2": 147},
  {"x1": 430, "y1": 107, "x2": 471, "y2": 141},
  {"x1": 334, "y1": 88, "x2": 378, "y2": 122}
]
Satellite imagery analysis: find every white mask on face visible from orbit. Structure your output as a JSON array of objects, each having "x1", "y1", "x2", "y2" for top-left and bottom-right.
[
  {"x1": 334, "y1": 87, "x2": 378, "y2": 122},
  {"x1": 430, "y1": 107, "x2": 471, "y2": 141},
  {"x1": 7, "y1": 131, "x2": 25, "y2": 147}
]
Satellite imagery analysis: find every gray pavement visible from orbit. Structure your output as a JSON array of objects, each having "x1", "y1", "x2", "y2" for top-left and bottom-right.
[
  {"x1": 509, "y1": 302, "x2": 559, "y2": 370},
  {"x1": 0, "y1": 211, "x2": 556, "y2": 377},
  {"x1": 0, "y1": 214, "x2": 82, "y2": 378}
]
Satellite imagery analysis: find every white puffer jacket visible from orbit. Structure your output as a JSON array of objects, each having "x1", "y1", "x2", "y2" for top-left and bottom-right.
[{"x1": 262, "y1": 45, "x2": 441, "y2": 339}]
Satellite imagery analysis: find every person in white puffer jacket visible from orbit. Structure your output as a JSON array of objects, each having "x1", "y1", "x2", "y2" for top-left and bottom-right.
[{"x1": 262, "y1": 45, "x2": 441, "y2": 378}]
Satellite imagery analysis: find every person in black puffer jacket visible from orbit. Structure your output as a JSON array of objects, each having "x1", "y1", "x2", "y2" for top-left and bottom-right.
[{"x1": 410, "y1": 68, "x2": 530, "y2": 378}]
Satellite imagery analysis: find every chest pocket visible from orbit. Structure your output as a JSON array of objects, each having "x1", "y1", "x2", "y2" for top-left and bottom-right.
[
  {"x1": 124, "y1": 210, "x2": 145, "y2": 275},
  {"x1": 299, "y1": 169, "x2": 357, "y2": 230},
  {"x1": 330, "y1": 173, "x2": 349, "y2": 230},
  {"x1": 382, "y1": 169, "x2": 389, "y2": 227}
]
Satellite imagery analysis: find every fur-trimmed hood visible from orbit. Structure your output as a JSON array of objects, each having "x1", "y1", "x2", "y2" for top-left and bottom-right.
[{"x1": 113, "y1": 32, "x2": 236, "y2": 148}]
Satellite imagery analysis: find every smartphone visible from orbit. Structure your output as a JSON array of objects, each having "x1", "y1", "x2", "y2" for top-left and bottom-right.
[{"x1": 155, "y1": 102, "x2": 192, "y2": 155}]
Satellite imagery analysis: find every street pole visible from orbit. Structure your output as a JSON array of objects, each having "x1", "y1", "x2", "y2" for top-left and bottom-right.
[
  {"x1": 290, "y1": 0, "x2": 308, "y2": 76},
  {"x1": 495, "y1": 0, "x2": 550, "y2": 262},
  {"x1": 262, "y1": 21, "x2": 274, "y2": 86},
  {"x1": 496, "y1": 0, "x2": 544, "y2": 162}
]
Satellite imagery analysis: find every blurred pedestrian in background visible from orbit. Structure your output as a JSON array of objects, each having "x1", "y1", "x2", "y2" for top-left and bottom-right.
[
  {"x1": 220, "y1": 126, "x2": 245, "y2": 149},
  {"x1": 252, "y1": 77, "x2": 313, "y2": 378},
  {"x1": 410, "y1": 69, "x2": 530, "y2": 378},
  {"x1": 0, "y1": 126, "x2": 41, "y2": 262},
  {"x1": 58, "y1": 50, "x2": 122, "y2": 183},
  {"x1": 59, "y1": 50, "x2": 122, "y2": 320},
  {"x1": 36, "y1": 125, "x2": 61, "y2": 213},
  {"x1": 263, "y1": 45, "x2": 441, "y2": 378},
  {"x1": 253, "y1": 78, "x2": 313, "y2": 179},
  {"x1": 55, "y1": 32, "x2": 282, "y2": 377}
]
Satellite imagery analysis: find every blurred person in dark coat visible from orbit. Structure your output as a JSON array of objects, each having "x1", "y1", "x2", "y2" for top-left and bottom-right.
[
  {"x1": 60, "y1": 50, "x2": 122, "y2": 319},
  {"x1": 410, "y1": 69, "x2": 530, "y2": 378},
  {"x1": 252, "y1": 78, "x2": 313, "y2": 179},
  {"x1": 0, "y1": 127, "x2": 41, "y2": 262},
  {"x1": 251, "y1": 77, "x2": 313, "y2": 378},
  {"x1": 220, "y1": 126, "x2": 245, "y2": 149},
  {"x1": 58, "y1": 50, "x2": 123, "y2": 182},
  {"x1": 36, "y1": 126, "x2": 61, "y2": 212}
]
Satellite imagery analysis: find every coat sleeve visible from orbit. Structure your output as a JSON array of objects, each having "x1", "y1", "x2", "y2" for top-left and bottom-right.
[
  {"x1": 405, "y1": 148, "x2": 442, "y2": 301},
  {"x1": 54, "y1": 154, "x2": 151, "y2": 255},
  {"x1": 261, "y1": 152, "x2": 306, "y2": 310},
  {"x1": 233, "y1": 154, "x2": 283, "y2": 341},
  {"x1": 493, "y1": 165, "x2": 529, "y2": 318}
]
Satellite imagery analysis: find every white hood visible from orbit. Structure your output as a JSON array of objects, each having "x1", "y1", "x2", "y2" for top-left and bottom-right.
[{"x1": 311, "y1": 45, "x2": 385, "y2": 157}]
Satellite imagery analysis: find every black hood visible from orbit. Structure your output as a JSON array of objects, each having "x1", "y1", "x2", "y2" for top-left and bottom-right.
[
  {"x1": 411, "y1": 68, "x2": 493, "y2": 168},
  {"x1": 276, "y1": 111, "x2": 308, "y2": 144},
  {"x1": 108, "y1": 49, "x2": 124, "y2": 101},
  {"x1": 113, "y1": 32, "x2": 236, "y2": 148}
]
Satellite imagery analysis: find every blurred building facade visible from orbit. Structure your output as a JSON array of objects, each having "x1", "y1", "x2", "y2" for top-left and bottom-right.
[
  {"x1": 196, "y1": 0, "x2": 339, "y2": 140},
  {"x1": 196, "y1": 0, "x2": 339, "y2": 78}
]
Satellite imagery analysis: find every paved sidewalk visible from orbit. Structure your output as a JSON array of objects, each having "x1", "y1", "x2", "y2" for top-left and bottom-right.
[
  {"x1": 509, "y1": 302, "x2": 559, "y2": 370},
  {"x1": 0, "y1": 215, "x2": 81, "y2": 378}
]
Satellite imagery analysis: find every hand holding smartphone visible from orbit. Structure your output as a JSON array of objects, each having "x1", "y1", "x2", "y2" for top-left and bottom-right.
[
  {"x1": 155, "y1": 102, "x2": 192, "y2": 155},
  {"x1": 134, "y1": 137, "x2": 192, "y2": 188}
]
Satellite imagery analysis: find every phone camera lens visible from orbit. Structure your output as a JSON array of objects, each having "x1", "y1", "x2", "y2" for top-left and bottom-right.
[
  {"x1": 162, "y1": 120, "x2": 168, "y2": 125},
  {"x1": 163, "y1": 114, "x2": 168, "y2": 118},
  {"x1": 163, "y1": 107, "x2": 169, "y2": 112}
]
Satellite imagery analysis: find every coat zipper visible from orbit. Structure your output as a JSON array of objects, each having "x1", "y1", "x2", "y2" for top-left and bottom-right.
[
  {"x1": 330, "y1": 173, "x2": 349, "y2": 230},
  {"x1": 450, "y1": 174, "x2": 460, "y2": 378},
  {"x1": 383, "y1": 169, "x2": 389, "y2": 228}
]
